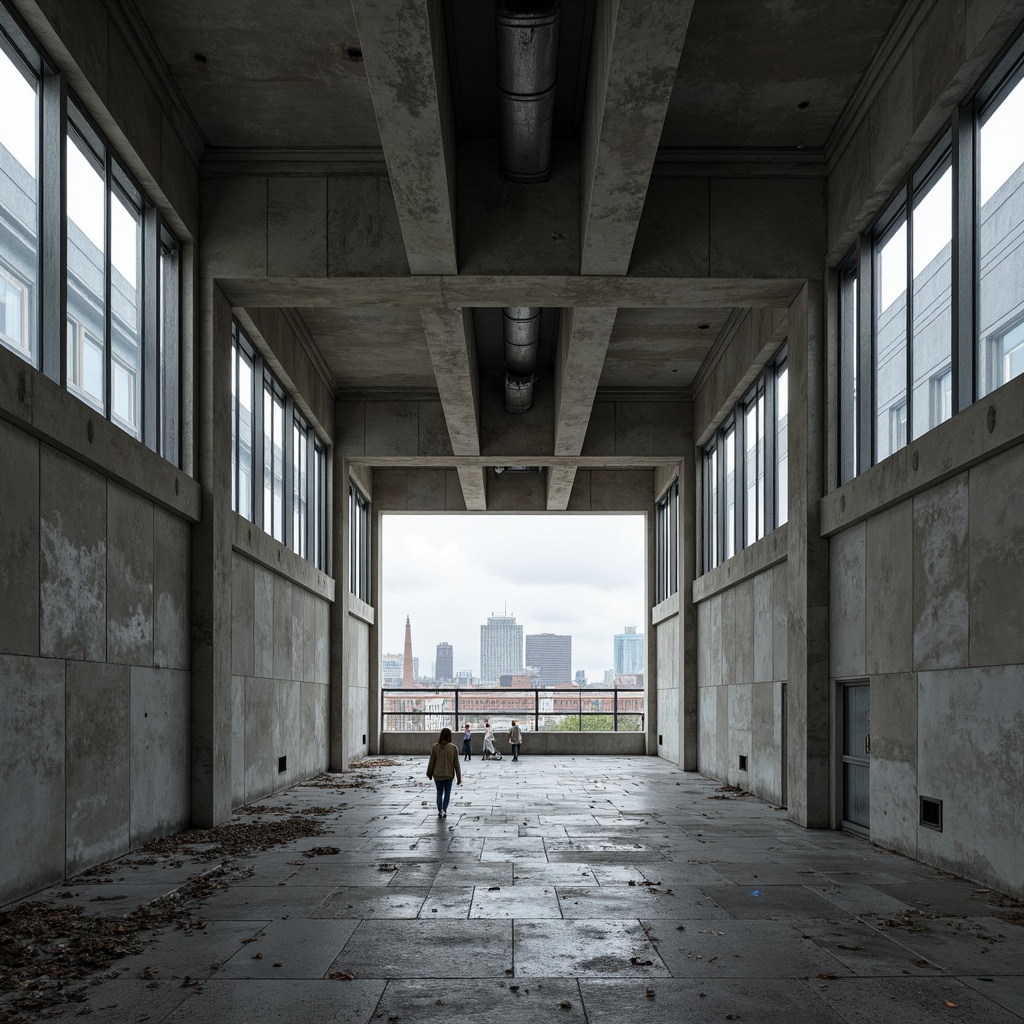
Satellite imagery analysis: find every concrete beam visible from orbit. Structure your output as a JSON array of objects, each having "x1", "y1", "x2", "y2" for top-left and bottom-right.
[
  {"x1": 545, "y1": 466, "x2": 578, "y2": 511},
  {"x1": 554, "y1": 307, "x2": 619, "y2": 458},
  {"x1": 580, "y1": 0, "x2": 694, "y2": 275},
  {"x1": 419, "y1": 306, "x2": 480, "y2": 462},
  {"x1": 456, "y1": 466, "x2": 487, "y2": 512},
  {"x1": 350, "y1": 0, "x2": 457, "y2": 275}
]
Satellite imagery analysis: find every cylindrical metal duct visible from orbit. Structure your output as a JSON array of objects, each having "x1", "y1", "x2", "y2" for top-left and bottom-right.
[
  {"x1": 503, "y1": 306, "x2": 541, "y2": 377},
  {"x1": 504, "y1": 373, "x2": 536, "y2": 413},
  {"x1": 495, "y1": 3, "x2": 559, "y2": 183}
]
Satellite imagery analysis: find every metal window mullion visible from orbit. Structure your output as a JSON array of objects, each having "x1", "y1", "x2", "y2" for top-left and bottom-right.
[
  {"x1": 41, "y1": 71, "x2": 66, "y2": 384},
  {"x1": 716, "y1": 431, "x2": 725, "y2": 565},
  {"x1": 858, "y1": 235, "x2": 873, "y2": 471},
  {"x1": 142, "y1": 204, "x2": 158, "y2": 450},
  {"x1": 252, "y1": 354, "x2": 265, "y2": 527},
  {"x1": 953, "y1": 101, "x2": 975, "y2": 410},
  {"x1": 283, "y1": 393, "x2": 294, "y2": 550}
]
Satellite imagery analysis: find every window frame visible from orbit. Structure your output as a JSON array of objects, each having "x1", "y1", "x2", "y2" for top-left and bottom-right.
[
  {"x1": 655, "y1": 479, "x2": 679, "y2": 604},
  {"x1": 349, "y1": 483, "x2": 371, "y2": 602}
]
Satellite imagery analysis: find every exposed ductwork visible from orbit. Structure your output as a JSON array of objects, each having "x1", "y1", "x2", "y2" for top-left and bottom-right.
[
  {"x1": 494, "y1": 2, "x2": 560, "y2": 183},
  {"x1": 502, "y1": 305, "x2": 540, "y2": 412}
]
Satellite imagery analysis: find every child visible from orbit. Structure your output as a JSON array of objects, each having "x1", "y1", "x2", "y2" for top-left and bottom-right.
[{"x1": 462, "y1": 722, "x2": 473, "y2": 761}]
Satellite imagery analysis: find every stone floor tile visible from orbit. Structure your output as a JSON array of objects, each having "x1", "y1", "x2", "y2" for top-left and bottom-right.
[
  {"x1": 513, "y1": 920, "x2": 669, "y2": 977},
  {"x1": 556, "y1": 884, "x2": 727, "y2": 919},
  {"x1": 811, "y1": 881, "x2": 914, "y2": 916},
  {"x1": 510, "y1": 863, "x2": 598, "y2": 886},
  {"x1": 197, "y1": 884, "x2": 336, "y2": 920},
  {"x1": 794, "y1": 917, "x2": 949, "y2": 976},
  {"x1": 162, "y1": 979, "x2": 387, "y2": 1023},
  {"x1": 643, "y1": 918, "x2": 854, "y2": 979},
  {"x1": 434, "y1": 862, "x2": 514, "y2": 886},
  {"x1": 810, "y1": 976, "x2": 1024, "y2": 1023},
  {"x1": 216, "y1": 918, "x2": 359, "y2": 978},
  {"x1": 579, "y1": 977, "x2": 849, "y2": 1023},
  {"x1": 960, "y1": 975, "x2": 1024, "y2": 1017},
  {"x1": 310, "y1": 886, "x2": 428, "y2": 919},
  {"x1": 703, "y1": 883, "x2": 848, "y2": 919},
  {"x1": 470, "y1": 884, "x2": 561, "y2": 919},
  {"x1": 418, "y1": 885, "x2": 475, "y2": 918},
  {"x1": 44, "y1": 979, "x2": 195, "y2": 1022}
]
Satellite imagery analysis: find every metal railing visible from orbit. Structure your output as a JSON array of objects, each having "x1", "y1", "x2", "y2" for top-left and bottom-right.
[{"x1": 381, "y1": 686, "x2": 645, "y2": 733}]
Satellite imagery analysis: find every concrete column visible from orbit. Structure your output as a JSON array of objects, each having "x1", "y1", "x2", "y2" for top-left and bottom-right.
[
  {"x1": 329, "y1": 450, "x2": 349, "y2": 771},
  {"x1": 679, "y1": 450, "x2": 698, "y2": 771},
  {"x1": 189, "y1": 281, "x2": 234, "y2": 827},
  {"x1": 645, "y1": 505, "x2": 658, "y2": 756},
  {"x1": 785, "y1": 282, "x2": 830, "y2": 827}
]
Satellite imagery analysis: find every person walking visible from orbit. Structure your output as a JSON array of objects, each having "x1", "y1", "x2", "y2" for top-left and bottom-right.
[
  {"x1": 461, "y1": 722, "x2": 473, "y2": 761},
  {"x1": 508, "y1": 720, "x2": 523, "y2": 762},
  {"x1": 482, "y1": 720, "x2": 497, "y2": 759},
  {"x1": 426, "y1": 727, "x2": 462, "y2": 818}
]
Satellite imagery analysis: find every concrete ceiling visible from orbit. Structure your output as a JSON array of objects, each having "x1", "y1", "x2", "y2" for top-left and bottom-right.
[{"x1": 137, "y1": 0, "x2": 910, "y2": 509}]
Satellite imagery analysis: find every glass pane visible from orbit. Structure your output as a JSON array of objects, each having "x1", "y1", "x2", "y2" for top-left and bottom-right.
[
  {"x1": 273, "y1": 391, "x2": 284, "y2": 543},
  {"x1": 978, "y1": 71, "x2": 1024, "y2": 396},
  {"x1": 844, "y1": 684, "x2": 870, "y2": 756},
  {"x1": 67, "y1": 129, "x2": 106, "y2": 410},
  {"x1": 745, "y1": 401, "x2": 757, "y2": 547},
  {"x1": 874, "y1": 217, "x2": 908, "y2": 461},
  {"x1": 231, "y1": 340, "x2": 237, "y2": 511},
  {"x1": 111, "y1": 354, "x2": 135, "y2": 430},
  {"x1": 724, "y1": 426, "x2": 735, "y2": 560},
  {"x1": 108, "y1": 185, "x2": 141, "y2": 436},
  {"x1": 844, "y1": 763, "x2": 870, "y2": 828},
  {"x1": 911, "y1": 165, "x2": 953, "y2": 437},
  {"x1": 0, "y1": 42, "x2": 38, "y2": 364},
  {"x1": 839, "y1": 265, "x2": 858, "y2": 483},
  {"x1": 263, "y1": 384, "x2": 273, "y2": 532},
  {"x1": 776, "y1": 364, "x2": 788, "y2": 525},
  {"x1": 237, "y1": 351, "x2": 253, "y2": 520},
  {"x1": 756, "y1": 389, "x2": 765, "y2": 538},
  {"x1": 707, "y1": 447, "x2": 718, "y2": 570}
]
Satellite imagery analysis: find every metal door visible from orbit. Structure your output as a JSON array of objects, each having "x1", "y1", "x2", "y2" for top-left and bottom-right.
[{"x1": 842, "y1": 683, "x2": 870, "y2": 830}]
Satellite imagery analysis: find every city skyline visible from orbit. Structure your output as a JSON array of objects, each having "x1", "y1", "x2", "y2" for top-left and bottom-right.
[{"x1": 381, "y1": 514, "x2": 645, "y2": 683}]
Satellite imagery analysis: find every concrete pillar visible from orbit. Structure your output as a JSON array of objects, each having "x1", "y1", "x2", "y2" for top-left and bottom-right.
[
  {"x1": 785, "y1": 282, "x2": 830, "y2": 827},
  {"x1": 189, "y1": 281, "x2": 234, "y2": 827},
  {"x1": 329, "y1": 448, "x2": 348, "y2": 771},
  {"x1": 645, "y1": 506, "x2": 658, "y2": 756},
  {"x1": 679, "y1": 451, "x2": 698, "y2": 771}
]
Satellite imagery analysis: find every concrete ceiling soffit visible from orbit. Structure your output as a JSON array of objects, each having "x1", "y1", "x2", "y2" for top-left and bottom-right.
[
  {"x1": 580, "y1": 0, "x2": 695, "y2": 276},
  {"x1": 546, "y1": 465, "x2": 578, "y2": 512},
  {"x1": 553, "y1": 306, "x2": 619, "y2": 462},
  {"x1": 350, "y1": 0, "x2": 457, "y2": 275},
  {"x1": 420, "y1": 306, "x2": 481, "y2": 459}
]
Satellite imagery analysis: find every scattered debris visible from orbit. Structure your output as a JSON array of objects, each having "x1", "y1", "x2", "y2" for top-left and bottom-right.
[
  {"x1": 328, "y1": 970, "x2": 357, "y2": 980},
  {"x1": 143, "y1": 816, "x2": 327, "y2": 862},
  {"x1": 302, "y1": 847, "x2": 341, "y2": 859}
]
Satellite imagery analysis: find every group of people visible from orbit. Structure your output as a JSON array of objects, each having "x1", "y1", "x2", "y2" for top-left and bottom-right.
[{"x1": 425, "y1": 720, "x2": 523, "y2": 818}]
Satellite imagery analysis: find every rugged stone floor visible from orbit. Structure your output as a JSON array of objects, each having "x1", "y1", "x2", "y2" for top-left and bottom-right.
[{"x1": 8, "y1": 756, "x2": 1024, "y2": 1023}]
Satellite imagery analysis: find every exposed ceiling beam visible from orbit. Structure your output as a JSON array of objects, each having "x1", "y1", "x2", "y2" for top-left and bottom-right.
[
  {"x1": 580, "y1": 0, "x2": 695, "y2": 275},
  {"x1": 350, "y1": 0, "x2": 457, "y2": 275},
  {"x1": 456, "y1": 466, "x2": 487, "y2": 512},
  {"x1": 546, "y1": 466, "x2": 578, "y2": 511},
  {"x1": 419, "y1": 306, "x2": 487, "y2": 510}
]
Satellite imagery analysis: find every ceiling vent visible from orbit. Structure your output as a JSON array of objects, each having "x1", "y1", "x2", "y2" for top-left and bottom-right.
[{"x1": 495, "y1": 2, "x2": 559, "y2": 183}]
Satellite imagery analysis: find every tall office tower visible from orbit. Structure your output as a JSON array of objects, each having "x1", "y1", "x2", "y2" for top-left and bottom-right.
[
  {"x1": 436, "y1": 642, "x2": 454, "y2": 682},
  {"x1": 525, "y1": 632, "x2": 571, "y2": 686},
  {"x1": 613, "y1": 625, "x2": 645, "y2": 675},
  {"x1": 480, "y1": 613, "x2": 524, "y2": 683},
  {"x1": 402, "y1": 615, "x2": 414, "y2": 687}
]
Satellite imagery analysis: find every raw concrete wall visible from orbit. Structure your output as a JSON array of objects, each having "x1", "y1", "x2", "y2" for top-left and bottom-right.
[
  {"x1": 229, "y1": 548, "x2": 331, "y2": 808},
  {"x1": 695, "y1": 555, "x2": 789, "y2": 805},
  {"x1": 828, "y1": 431, "x2": 1024, "y2": 898},
  {"x1": 0, "y1": 415, "x2": 193, "y2": 905}
]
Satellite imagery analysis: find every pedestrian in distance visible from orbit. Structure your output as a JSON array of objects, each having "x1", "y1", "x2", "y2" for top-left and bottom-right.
[
  {"x1": 509, "y1": 720, "x2": 523, "y2": 762},
  {"x1": 482, "y1": 720, "x2": 497, "y2": 759},
  {"x1": 462, "y1": 722, "x2": 473, "y2": 761},
  {"x1": 426, "y1": 727, "x2": 462, "y2": 818}
]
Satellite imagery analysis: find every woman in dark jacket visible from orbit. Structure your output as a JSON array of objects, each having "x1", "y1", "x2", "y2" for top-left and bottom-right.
[{"x1": 426, "y1": 727, "x2": 463, "y2": 818}]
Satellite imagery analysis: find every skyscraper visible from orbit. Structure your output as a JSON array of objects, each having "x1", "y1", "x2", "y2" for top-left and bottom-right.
[
  {"x1": 402, "y1": 616, "x2": 414, "y2": 688},
  {"x1": 480, "y1": 613, "x2": 523, "y2": 684},
  {"x1": 436, "y1": 642, "x2": 453, "y2": 682},
  {"x1": 381, "y1": 654, "x2": 403, "y2": 685},
  {"x1": 525, "y1": 633, "x2": 571, "y2": 687},
  {"x1": 613, "y1": 625, "x2": 644, "y2": 676}
]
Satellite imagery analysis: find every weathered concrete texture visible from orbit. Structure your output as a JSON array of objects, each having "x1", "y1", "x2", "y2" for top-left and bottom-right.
[
  {"x1": 697, "y1": 686, "x2": 717, "y2": 777},
  {"x1": 913, "y1": 474, "x2": 969, "y2": 670},
  {"x1": 153, "y1": 507, "x2": 191, "y2": 670},
  {"x1": 969, "y1": 444, "x2": 1024, "y2": 667},
  {"x1": 231, "y1": 675, "x2": 246, "y2": 808},
  {"x1": 0, "y1": 418, "x2": 39, "y2": 656},
  {"x1": 39, "y1": 446, "x2": 107, "y2": 662},
  {"x1": 231, "y1": 553, "x2": 255, "y2": 677},
  {"x1": 772, "y1": 560, "x2": 788, "y2": 683},
  {"x1": 656, "y1": 614, "x2": 680, "y2": 764},
  {"x1": 129, "y1": 667, "x2": 190, "y2": 845},
  {"x1": 918, "y1": 664, "x2": 1024, "y2": 896},
  {"x1": 865, "y1": 501, "x2": 913, "y2": 674},
  {"x1": 65, "y1": 661, "x2": 130, "y2": 874},
  {"x1": 344, "y1": 616, "x2": 371, "y2": 764},
  {"x1": 253, "y1": 565, "x2": 275, "y2": 678},
  {"x1": 299, "y1": 681, "x2": 329, "y2": 778},
  {"x1": 273, "y1": 574, "x2": 294, "y2": 681},
  {"x1": 244, "y1": 677, "x2": 278, "y2": 804},
  {"x1": 830, "y1": 523, "x2": 866, "y2": 678},
  {"x1": 753, "y1": 570, "x2": 773, "y2": 682},
  {"x1": 750, "y1": 680, "x2": 783, "y2": 804},
  {"x1": 0, "y1": 654, "x2": 65, "y2": 905},
  {"x1": 349, "y1": 0, "x2": 456, "y2": 274},
  {"x1": 727, "y1": 682, "x2": 752, "y2": 788},
  {"x1": 106, "y1": 481, "x2": 154, "y2": 666},
  {"x1": 869, "y1": 672, "x2": 918, "y2": 859},
  {"x1": 327, "y1": 175, "x2": 408, "y2": 277},
  {"x1": 579, "y1": 0, "x2": 693, "y2": 275}
]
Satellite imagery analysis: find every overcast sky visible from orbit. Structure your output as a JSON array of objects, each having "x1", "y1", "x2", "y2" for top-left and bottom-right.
[{"x1": 381, "y1": 514, "x2": 645, "y2": 683}]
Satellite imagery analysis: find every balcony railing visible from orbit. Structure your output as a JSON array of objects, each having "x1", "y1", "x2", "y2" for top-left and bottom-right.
[{"x1": 381, "y1": 686, "x2": 645, "y2": 733}]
